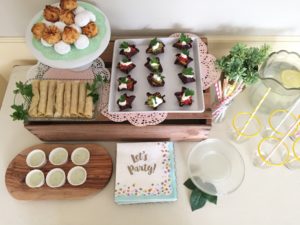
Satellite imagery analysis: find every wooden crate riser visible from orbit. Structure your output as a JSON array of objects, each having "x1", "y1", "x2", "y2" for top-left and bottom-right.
[
  {"x1": 26, "y1": 123, "x2": 211, "y2": 141},
  {"x1": 24, "y1": 36, "x2": 212, "y2": 142}
]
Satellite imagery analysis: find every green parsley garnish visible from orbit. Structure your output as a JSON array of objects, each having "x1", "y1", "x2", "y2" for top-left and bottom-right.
[
  {"x1": 10, "y1": 81, "x2": 33, "y2": 121},
  {"x1": 86, "y1": 74, "x2": 108, "y2": 103},
  {"x1": 13, "y1": 81, "x2": 33, "y2": 98},
  {"x1": 120, "y1": 41, "x2": 129, "y2": 49},
  {"x1": 119, "y1": 94, "x2": 126, "y2": 102},
  {"x1": 150, "y1": 37, "x2": 159, "y2": 47},
  {"x1": 11, "y1": 104, "x2": 28, "y2": 121},
  {"x1": 181, "y1": 49, "x2": 190, "y2": 56},
  {"x1": 119, "y1": 77, "x2": 128, "y2": 83},
  {"x1": 121, "y1": 57, "x2": 131, "y2": 63},
  {"x1": 182, "y1": 67, "x2": 194, "y2": 75},
  {"x1": 150, "y1": 57, "x2": 159, "y2": 64},
  {"x1": 216, "y1": 43, "x2": 270, "y2": 85},
  {"x1": 179, "y1": 33, "x2": 192, "y2": 43},
  {"x1": 184, "y1": 88, "x2": 194, "y2": 96}
]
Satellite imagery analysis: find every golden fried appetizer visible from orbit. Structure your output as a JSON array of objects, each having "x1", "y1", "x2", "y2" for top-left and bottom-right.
[
  {"x1": 62, "y1": 26, "x2": 80, "y2": 44},
  {"x1": 42, "y1": 25, "x2": 62, "y2": 45},
  {"x1": 60, "y1": 0, "x2": 77, "y2": 11},
  {"x1": 82, "y1": 22, "x2": 98, "y2": 38},
  {"x1": 43, "y1": 5, "x2": 60, "y2": 22},
  {"x1": 59, "y1": 10, "x2": 75, "y2": 25},
  {"x1": 31, "y1": 22, "x2": 46, "y2": 40}
]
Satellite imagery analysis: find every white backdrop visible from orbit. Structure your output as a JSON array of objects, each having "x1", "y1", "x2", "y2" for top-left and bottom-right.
[{"x1": 0, "y1": 0, "x2": 299, "y2": 36}]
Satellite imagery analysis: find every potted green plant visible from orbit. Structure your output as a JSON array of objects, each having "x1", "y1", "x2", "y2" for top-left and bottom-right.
[
  {"x1": 213, "y1": 43, "x2": 270, "y2": 122},
  {"x1": 216, "y1": 43, "x2": 270, "y2": 85}
]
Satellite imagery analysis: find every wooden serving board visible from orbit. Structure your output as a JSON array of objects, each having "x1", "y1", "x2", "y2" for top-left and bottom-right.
[
  {"x1": 5, "y1": 144, "x2": 113, "y2": 200},
  {"x1": 24, "y1": 36, "x2": 212, "y2": 142}
]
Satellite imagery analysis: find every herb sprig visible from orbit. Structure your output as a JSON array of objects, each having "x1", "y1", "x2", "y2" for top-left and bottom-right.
[
  {"x1": 184, "y1": 88, "x2": 194, "y2": 96},
  {"x1": 10, "y1": 81, "x2": 33, "y2": 121},
  {"x1": 150, "y1": 57, "x2": 159, "y2": 64},
  {"x1": 182, "y1": 67, "x2": 194, "y2": 75},
  {"x1": 14, "y1": 81, "x2": 33, "y2": 99},
  {"x1": 150, "y1": 37, "x2": 159, "y2": 46},
  {"x1": 121, "y1": 57, "x2": 131, "y2": 63},
  {"x1": 119, "y1": 94, "x2": 126, "y2": 102},
  {"x1": 179, "y1": 33, "x2": 192, "y2": 43},
  {"x1": 119, "y1": 77, "x2": 129, "y2": 84},
  {"x1": 120, "y1": 41, "x2": 129, "y2": 49},
  {"x1": 216, "y1": 43, "x2": 270, "y2": 85},
  {"x1": 86, "y1": 74, "x2": 108, "y2": 103},
  {"x1": 181, "y1": 49, "x2": 190, "y2": 56}
]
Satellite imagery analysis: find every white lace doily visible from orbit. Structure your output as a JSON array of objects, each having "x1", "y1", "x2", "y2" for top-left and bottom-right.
[
  {"x1": 26, "y1": 58, "x2": 110, "y2": 81},
  {"x1": 169, "y1": 33, "x2": 221, "y2": 90},
  {"x1": 101, "y1": 83, "x2": 168, "y2": 126}
]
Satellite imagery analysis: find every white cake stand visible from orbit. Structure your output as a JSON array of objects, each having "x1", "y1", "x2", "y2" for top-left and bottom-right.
[{"x1": 25, "y1": 1, "x2": 111, "y2": 70}]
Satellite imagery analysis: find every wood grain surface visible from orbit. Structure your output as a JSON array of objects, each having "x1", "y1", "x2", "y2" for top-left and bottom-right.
[{"x1": 5, "y1": 143, "x2": 113, "y2": 200}]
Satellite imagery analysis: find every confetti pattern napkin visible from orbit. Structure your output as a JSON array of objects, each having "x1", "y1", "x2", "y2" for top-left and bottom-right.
[{"x1": 115, "y1": 142, "x2": 177, "y2": 204}]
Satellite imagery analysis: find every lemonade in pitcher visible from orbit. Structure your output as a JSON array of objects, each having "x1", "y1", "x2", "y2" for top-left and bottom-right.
[{"x1": 250, "y1": 50, "x2": 300, "y2": 113}]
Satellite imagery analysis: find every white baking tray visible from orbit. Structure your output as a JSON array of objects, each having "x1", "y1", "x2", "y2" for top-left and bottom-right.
[{"x1": 108, "y1": 37, "x2": 205, "y2": 113}]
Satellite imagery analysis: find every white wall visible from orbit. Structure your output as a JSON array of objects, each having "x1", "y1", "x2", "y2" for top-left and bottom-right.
[{"x1": 0, "y1": 0, "x2": 300, "y2": 36}]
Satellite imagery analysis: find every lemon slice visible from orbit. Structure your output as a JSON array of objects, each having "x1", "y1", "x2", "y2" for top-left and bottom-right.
[{"x1": 281, "y1": 69, "x2": 300, "y2": 88}]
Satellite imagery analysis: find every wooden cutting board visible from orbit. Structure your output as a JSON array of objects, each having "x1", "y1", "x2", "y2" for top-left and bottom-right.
[{"x1": 5, "y1": 143, "x2": 113, "y2": 200}]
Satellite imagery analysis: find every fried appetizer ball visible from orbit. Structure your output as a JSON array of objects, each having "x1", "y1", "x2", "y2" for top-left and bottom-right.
[
  {"x1": 60, "y1": 0, "x2": 78, "y2": 11},
  {"x1": 42, "y1": 25, "x2": 62, "y2": 45},
  {"x1": 31, "y1": 22, "x2": 46, "y2": 40},
  {"x1": 82, "y1": 22, "x2": 98, "y2": 38},
  {"x1": 43, "y1": 5, "x2": 60, "y2": 22},
  {"x1": 62, "y1": 26, "x2": 80, "y2": 44},
  {"x1": 59, "y1": 10, "x2": 75, "y2": 25}
]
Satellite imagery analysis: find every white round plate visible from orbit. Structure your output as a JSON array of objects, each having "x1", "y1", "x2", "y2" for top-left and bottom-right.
[{"x1": 188, "y1": 139, "x2": 245, "y2": 196}]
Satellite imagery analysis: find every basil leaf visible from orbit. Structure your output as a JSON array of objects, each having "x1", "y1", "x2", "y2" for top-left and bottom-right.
[
  {"x1": 119, "y1": 94, "x2": 126, "y2": 102},
  {"x1": 190, "y1": 189, "x2": 207, "y2": 211},
  {"x1": 120, "y1": 41, "x2": 129, "y2": 49},
  {"x1": 150, "y1": 37, "x2": 158, "y2": 46},
  {"x1": 203, "y1": 192, "x2": 217, "y2": 204},
  {"x1": 182, "y1": 49, "x2": 189, "y2": 56},
  {"x1": 184, "y1": 88, "x2": 194, "y2": 96},
  {"x1": 184, "y1": 178, "x2": 197, "y2": 190},
  {"x1": 182, "y1": 67, "x2": 194, "y2": 75}
]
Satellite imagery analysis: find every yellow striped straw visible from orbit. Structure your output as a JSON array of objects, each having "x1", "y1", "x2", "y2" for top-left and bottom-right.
[
  {"x1": 236, "y1": 88, "x2": 271, "y2": 141},
  {"x1": 261, "y1": 116, "x2": 300, "y2": 167}
]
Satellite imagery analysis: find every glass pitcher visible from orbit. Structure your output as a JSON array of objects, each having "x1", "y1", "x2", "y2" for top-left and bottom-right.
[{"x1": 249, "y1": 50, "x2": 300, "y2": 113}]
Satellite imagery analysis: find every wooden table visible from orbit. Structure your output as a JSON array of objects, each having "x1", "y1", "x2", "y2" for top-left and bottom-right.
[{"x1": 2, "y1": 65, "x2": 300, "y2": 225}]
